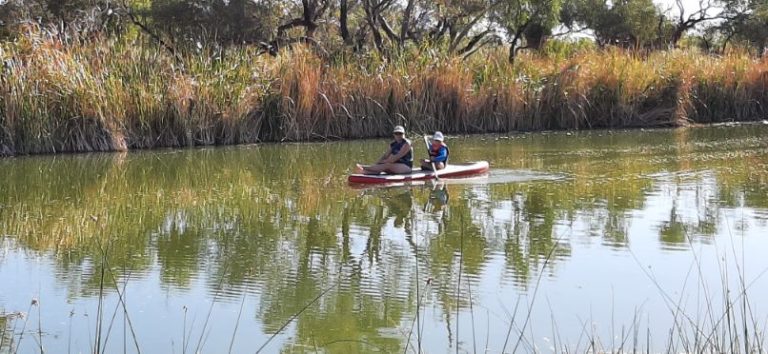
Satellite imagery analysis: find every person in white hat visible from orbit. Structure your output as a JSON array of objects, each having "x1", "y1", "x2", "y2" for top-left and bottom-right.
[
  {"x1": 353, "y1": 125, "x2": 413, "y2": 175},
  {"x1": 421, "y1": 131, "x2": 449, "y2": 171}
]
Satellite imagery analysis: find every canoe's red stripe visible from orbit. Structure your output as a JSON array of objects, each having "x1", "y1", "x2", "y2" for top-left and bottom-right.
[{"x1": 348, "y1": 163, "x2": 489, "y2": 184}]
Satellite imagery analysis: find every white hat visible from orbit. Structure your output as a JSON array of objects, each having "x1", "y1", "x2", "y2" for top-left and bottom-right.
[
  {"x1": 432, "y1": 131, "x2": 444, "y2": 141},
  {"x1": 393, "y1": 125, "x2": 405, "y2": 134}
]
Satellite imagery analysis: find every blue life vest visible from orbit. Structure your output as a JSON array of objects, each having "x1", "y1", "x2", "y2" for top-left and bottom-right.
[
  {"x1": 390, "y1": 138, "x2": 413, "y2": 167},
  {"x1": 429, "y1": 143, "x2": 449, "y2": 164}
]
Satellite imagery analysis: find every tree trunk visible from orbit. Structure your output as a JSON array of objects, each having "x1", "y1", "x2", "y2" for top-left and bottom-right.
[
  {"x1": 302, "y1": 0, "x2": 315, "y2": 39},
  {"x1": 340, "y1": 0, "x2": 351, "y2": 45},
  {"x1": 507, "y1": 23, "x2": 528, "y2": 64},
  {"x1": 399, "y1": 0, "x2": 414, "y2": 48},
  {"x1": 363, "y1": 0, "x2": 385, "y2": 54}
]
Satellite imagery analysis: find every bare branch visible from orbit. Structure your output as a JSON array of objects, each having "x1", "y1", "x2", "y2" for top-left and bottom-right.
[{"x1": 676, "y1": 0, "x2": 685, "y2": 24}]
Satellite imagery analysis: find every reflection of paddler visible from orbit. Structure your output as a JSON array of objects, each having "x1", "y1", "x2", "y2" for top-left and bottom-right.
[
  {"x1": 427, "y1": 182, "x2": 449, "y2": 211},
  {"x1": 384, "y1": 188, "x2": 413, "y2": 228}
]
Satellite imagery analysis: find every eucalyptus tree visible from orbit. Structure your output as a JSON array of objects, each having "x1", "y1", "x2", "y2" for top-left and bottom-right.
[
  {"x1": 665, "y1": 0, "x2": 727, "y2": 46},
  {"x1": 561, "y1": 0, "x2": 729, "y2": 49},
  {"x1": 561, "y1": 0, "x2": 668, "y2": 48},
  {"x1": 137, "y1": 0, "x2": 280, "y2": 48},
  {"x1": 434, "y1": 0, "x2": 503, "y2": 57},
  {"x1": 717, "y1": 0, "x2": 768, "y2": 54},
  {"x1": 490, "y1": 0, "x2": 563, "y2": 62}
]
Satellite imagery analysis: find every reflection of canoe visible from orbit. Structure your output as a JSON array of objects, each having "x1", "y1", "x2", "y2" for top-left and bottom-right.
[{"x1": 348, "y1": 161, "x2": 490, "y2": 184}]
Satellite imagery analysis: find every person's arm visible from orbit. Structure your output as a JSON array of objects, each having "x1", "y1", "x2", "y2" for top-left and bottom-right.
[
  {"x1": 376, "y1": 149, "x2": 391, "y2": 163},
  {"x1": 431, "y1": 146, "x2": 447, "y2": 162},
  {"x1": 386, "y1": 143, "x2": 411, "y2": 163},
  {"x1": 423, "y1": 147, "x2": 435, "y2": 163}
]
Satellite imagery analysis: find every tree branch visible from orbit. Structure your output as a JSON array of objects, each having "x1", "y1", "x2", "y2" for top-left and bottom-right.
[
  {"x1": 363, "y1": 0, "x2": 386, "y2": 54},
  {"x1": 462, "y1": 36, "x2": 501, "y2": 60},
  {"x1": 377, "y1": 13, "x2": 400, "y2": 43},
  {"x1": 277, "y1": 18, "x2": 308, "y2": 37},
  {"x1": 399, "y1": 0, "x2": 414, "y2": 47},
  {"x1": 448, "y1": 7, "x2": 492, "y2": 53},
  {"x1": 120, "y1": 5, "x2": 182, "y2": 64},
  {"x1": 313, "y1": 0, "x2": 330, "y2": 22},
  {"x1": 457, "y1": 29, "x2": 494, "y2": 55}
]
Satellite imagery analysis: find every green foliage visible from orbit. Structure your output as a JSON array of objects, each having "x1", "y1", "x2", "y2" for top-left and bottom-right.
[
  {"x1": 492, "y1": 0, "x2": 563, "y2": 48},
  {"x1": 563, "y1": 0, "x2": 671, "y2": 47},
  {"x1": 0, "y1": 0, "x2": 110, "y2": 31},
  {"x1": 723, "y1": 0, "x2": 768, "y2": 54},
  {"x1": 0, "y1": 0, "x2": 767, "y2": 54},
  {"x1": 142, "y1": 0, "x2": 282, "y2": 47},
  {"x1": 541, "y1": 37, "x2": 596, "y2": 60}
]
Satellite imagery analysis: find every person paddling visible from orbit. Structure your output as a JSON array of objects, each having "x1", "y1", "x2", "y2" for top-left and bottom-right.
[
  {"x1": 421, "y1": 131, "x2": 449, "y2": 171},
  {"x1": 354, "y1": 125, "x2": 413, "y2": 175}
]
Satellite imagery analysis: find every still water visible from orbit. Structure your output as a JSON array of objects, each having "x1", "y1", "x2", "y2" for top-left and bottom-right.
[{"x1": 1, "y1": 125, "x2": 768, "y2": 353}]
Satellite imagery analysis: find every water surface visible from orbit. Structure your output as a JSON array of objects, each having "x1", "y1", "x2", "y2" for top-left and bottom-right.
[{"x1": 2, "y1": 125, "x2": 768, "y2": 353}]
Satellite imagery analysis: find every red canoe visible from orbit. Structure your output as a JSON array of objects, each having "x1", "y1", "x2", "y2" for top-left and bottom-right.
[{"x1": 348, "y1": 161, "x2": 490, "y2": 184}]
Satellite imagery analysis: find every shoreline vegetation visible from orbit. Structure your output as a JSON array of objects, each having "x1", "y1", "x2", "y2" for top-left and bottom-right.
[{"x1": 1, "y1": 28, "x2": 768, "y2": 157}]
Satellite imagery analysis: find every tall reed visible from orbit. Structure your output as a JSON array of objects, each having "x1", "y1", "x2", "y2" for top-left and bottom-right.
[{"x1": 2, "y1": 28, "x2": 768, "y2": 156}]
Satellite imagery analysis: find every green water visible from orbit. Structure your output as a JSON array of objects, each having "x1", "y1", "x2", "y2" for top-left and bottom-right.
[{"x1": 2, "y1": 125, "x2": 768, "y2": 353}]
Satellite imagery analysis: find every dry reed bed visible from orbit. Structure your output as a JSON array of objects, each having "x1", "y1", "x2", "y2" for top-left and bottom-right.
[{"x1": 2, "y1": 30, "x2": 768, "y2": 156}]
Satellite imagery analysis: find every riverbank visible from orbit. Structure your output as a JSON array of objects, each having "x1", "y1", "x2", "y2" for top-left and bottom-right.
[{"x1": 2, "y1": 29, "x2": 767, "y2": 156}]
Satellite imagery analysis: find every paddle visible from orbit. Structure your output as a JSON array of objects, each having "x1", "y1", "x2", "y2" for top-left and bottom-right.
[{"x1": 423, "y1": 135, "x2": 441, "y2": 181}]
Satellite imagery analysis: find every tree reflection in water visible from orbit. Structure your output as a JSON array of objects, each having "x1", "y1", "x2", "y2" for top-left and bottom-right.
[{"x1": 1, "y1": 125, "x2": 768, "y2": 352}]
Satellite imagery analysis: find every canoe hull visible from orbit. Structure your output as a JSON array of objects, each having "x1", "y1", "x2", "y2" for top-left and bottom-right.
[{"x1": 348, "y1": 161, "x2": 490, "y2": 184}]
